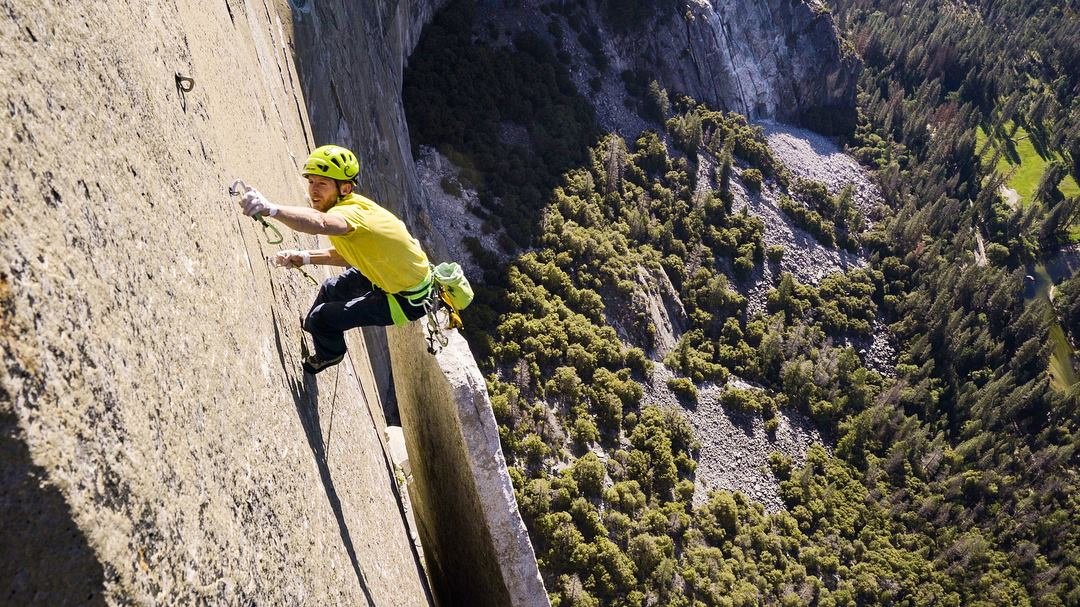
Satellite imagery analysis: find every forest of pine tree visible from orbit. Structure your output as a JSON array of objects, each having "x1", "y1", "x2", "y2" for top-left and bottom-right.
[{"x1": 404, "y1": 0, "x2": 1079, "y2": 604}]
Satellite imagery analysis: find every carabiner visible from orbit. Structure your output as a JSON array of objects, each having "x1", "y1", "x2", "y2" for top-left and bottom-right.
[{"x1": 229, "y1": 179, "x2": 283, "y2": 244}]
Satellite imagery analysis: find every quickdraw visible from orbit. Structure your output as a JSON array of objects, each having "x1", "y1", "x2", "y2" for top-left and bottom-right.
[
  {"x1": 421, "y1": 286, "x2": 469, "y2": 354},
  {"x1": 228, "y1": 179, "x2": 319, "y2": 287},
  {"x1": 414, "y1": 285, "x2": 444, "y2": 354},
  {"x1": 423, "y1": 287, "x2": 450, "y2": 355},
  {"x1": 229, "y1": 179, "x2": 283, "y2": 245}
]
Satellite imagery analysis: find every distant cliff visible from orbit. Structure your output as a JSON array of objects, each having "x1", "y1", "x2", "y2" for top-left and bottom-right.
[
  {"x1": 411, "y1": 0, "x2": 858, "y2": 140},
  {"x1": 293, "y1": 0, "x2": 857, "y2": 240},
  {"x1": 630, "y1": 0, "x2": 859, "y2": 134}
]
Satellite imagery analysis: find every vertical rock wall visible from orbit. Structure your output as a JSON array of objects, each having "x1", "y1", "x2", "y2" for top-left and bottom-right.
[
  {"x1": 288, "y1": 0, "x2": 448, "y2": 245},
  {"x1": 1, "y1": 0, "x2": 429, "y2": 603},
  {"x1": 291, "y1": 3, "x2": 549, "y2": 603}
]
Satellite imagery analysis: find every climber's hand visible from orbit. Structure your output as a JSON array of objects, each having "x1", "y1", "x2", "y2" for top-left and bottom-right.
[
  {"x1": 240, "y1": 188, "x2": 279, "y2": 218},
  {"x1": 272, "y1": 250, "x2": 311, "y2": 267}
]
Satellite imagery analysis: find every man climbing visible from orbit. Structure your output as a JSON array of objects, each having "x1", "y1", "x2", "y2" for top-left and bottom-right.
[{"x1": 237, "y1": 144, "x2": 433, "y2": 374}]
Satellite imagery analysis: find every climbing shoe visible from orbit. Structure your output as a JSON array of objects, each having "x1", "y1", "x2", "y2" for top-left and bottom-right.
[{"x1": 302, "y1": 352, "x2": 344, "y2": 375}]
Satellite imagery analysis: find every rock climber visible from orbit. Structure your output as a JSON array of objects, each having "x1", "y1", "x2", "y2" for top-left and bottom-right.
[{"x1": 237, "y1": 144, "x2": 433, "y2": 374}]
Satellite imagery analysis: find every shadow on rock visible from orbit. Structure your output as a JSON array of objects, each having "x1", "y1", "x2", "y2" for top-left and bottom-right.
[
  {"x1": 719, "y1": 404, "x2": 757, "y2": 438},
  {"x1": 269, "y1": 308, "x2": 376, "y2": 606},
  {"x1": 1, "y1": 405, "x2": 107, "y2": 606}
]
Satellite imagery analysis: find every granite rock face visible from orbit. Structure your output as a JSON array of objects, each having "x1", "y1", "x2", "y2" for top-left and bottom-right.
[
  {"x1": 1, "y1": 0, "x2": 430, "y2": 603},
  {"x1": 292, "y1": 4, "x2": 552, "y2": 597},
  {"x1": 615, "y1": 0, "x2": 859, "y2": 134},
  {"x1": 0, "y1": 0, "x2": 867, "y2": 602}
]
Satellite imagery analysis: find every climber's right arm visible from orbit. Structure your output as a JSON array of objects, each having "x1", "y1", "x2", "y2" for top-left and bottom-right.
[
  {"x1": 267, "y1": 205, "x2": 353, "y2": 236},
  {"x1": 238, "y1": 189, "x2": 352, "y2": 236}
]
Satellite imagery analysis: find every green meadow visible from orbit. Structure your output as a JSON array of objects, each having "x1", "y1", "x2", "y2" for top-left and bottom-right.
[{"x1": 976, "y1": 122, "x2": 1080, "y2": 206}]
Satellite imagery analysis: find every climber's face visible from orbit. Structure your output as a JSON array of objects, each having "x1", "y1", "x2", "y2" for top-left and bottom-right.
[{"x1": 306, "y1": 174, "x2": 353, "y2": 211}]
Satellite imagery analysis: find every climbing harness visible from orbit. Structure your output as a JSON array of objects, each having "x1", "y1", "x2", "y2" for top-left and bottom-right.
[
  {"x1": 386, "y1": 271, "x2": 434, "y2": 326},
  {"x1": 382, "y1": 270, "x2": 454, "y2": 354},
  {"x1": 229, "y1": 179, "x2": 283, "y2": 244}
]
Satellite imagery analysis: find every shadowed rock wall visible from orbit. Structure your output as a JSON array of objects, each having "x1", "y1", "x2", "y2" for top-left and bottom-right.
[{"x1": 0, "y1": 407, "x2": 106, "y2": 605}]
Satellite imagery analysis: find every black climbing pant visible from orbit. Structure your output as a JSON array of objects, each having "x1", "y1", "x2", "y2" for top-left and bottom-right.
[{"x1": 303, "y1": 268, "x2": 427, "y2": 360}]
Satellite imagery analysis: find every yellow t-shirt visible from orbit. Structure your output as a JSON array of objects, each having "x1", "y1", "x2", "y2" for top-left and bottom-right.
[{"x1": 327, "y1": 193, "x2": 430, "y2": 293}]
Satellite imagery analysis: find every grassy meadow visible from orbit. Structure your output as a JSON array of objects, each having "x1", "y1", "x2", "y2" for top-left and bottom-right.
[{"x1": 976, "y1": 122, "x2": 1079, "y2": 205}]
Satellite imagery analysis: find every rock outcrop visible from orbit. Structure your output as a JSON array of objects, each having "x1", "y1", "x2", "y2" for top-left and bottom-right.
[{"x1": 390, "y1": 325, "x2": 550, "y2": 607}]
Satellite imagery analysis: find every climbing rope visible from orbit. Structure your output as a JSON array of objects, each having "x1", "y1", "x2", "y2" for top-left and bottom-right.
[
  {"x1": 323, "y1": 363, "x2": 341, "y2": 457},
  {"x1": 290, "y1": 263, "x2": 320, "y2": 286}
]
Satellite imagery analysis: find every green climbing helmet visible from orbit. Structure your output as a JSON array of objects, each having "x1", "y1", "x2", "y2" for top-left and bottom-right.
[{"x1": 302, "y1": 144, "x2": 360, "y2": 182}]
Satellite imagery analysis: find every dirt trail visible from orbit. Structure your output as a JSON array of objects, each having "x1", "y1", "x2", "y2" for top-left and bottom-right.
[{"x1": 975, "y1": 229, "x2": 989, "y2": 266}]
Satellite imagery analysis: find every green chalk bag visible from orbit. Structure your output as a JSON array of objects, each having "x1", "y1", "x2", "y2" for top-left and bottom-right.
[{"x1": 433, "y1": 262, "x2": 474, "y2": 311}]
